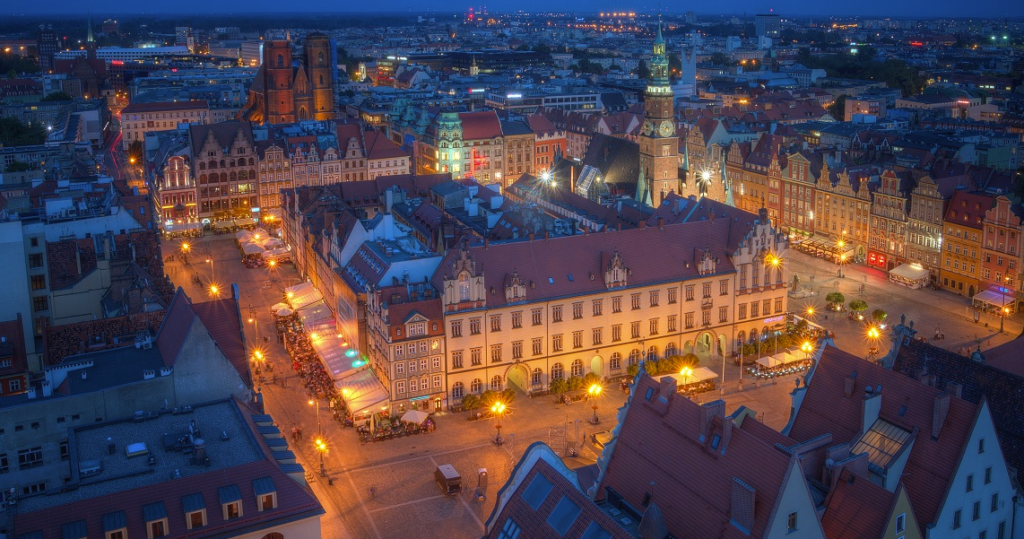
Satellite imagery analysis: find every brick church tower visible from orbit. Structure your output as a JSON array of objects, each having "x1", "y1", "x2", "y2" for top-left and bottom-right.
[{"x1": 239, "y1": 35, "x2": 336, "y2": 124}]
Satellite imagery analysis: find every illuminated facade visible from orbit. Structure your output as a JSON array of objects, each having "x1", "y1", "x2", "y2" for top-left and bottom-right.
[
  {"x1": 157, "y1": 155, "x2": 198, "y2": 226},
  {"x1": 637, "y1": 19, "x2": 680, "y2": 203}
]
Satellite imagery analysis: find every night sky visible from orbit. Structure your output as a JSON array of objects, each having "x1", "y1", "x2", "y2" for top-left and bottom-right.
[{"x1": 3, "y1": 0, "x2": 1022, "y2": 18}]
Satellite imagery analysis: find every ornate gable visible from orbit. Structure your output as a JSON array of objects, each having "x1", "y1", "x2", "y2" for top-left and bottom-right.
[
  {"x1": 443, "y1": 246, "x2": 486, "y2": 311},
  {"x1": 697, "y1": 247, "x2": 718, "y2": 276},
  {"x1": 504, "y1": 270, "x2": 527, "y2": 303},
  {"x1": 605, "y1": 249, "x2": 628, "y2": 289}
]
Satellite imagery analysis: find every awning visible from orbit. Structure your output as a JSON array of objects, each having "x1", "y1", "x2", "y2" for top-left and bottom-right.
[
  {"x1": 889, "y1": 263, "x2": 929, "y2": 282},
  {"x1": 236, "y1": 230, "x2": 253, "y2": 242},
  {"x1": 241, "y1": 242, "x2": 265, "y2": 255},
  {"x1": 286, "y1": 282, "x2": 323, "y2": 310},
  {"x1": 298, "y1": 301, "x2": 334, "y2": 333},
  {"x1": 263, "y1": 247, "x2": 291, "y2": 260},
  {"x1": 974, "y1": 289, "x2": 1012, "y2": 308},
  {"x1": 336, "y1": 370, "x2": 390, "y2": 417},
  {"x1": 756, "y1": 351, "x2": 804, "y2": 368},
  {"x1": 310, "y1": 332, "x2": 365, "y2": 379},
  {"x1": 663, "y1": 366, "x2": 718, "y2": 386}
]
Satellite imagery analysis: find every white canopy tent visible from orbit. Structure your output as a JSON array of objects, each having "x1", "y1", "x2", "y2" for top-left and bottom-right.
[
  {"x1": 756, "y1": 351, "x2": 804, "y2": 368},
  {"x1": 336, "y1": 370, "x2": 390, "y2": 417},
  {"x1": 235, "y1": 230, "x2": 253, "y2": 242},
  {"x1": 298, "y1": 301, "x2": 335, "y2": 334},
  {"x1": 663, "y1": 367, "x2": 718, "y2": 386},
  {"x1": 263, "y1": 248, "x2": 291, "y2": 262},
  {"x1": 286, "y1": 282, "x2": 323, "y2": 310},
  {"x1": 889, "y1": 264, "x2": 930, "y2": 289},
  {"x1": 241, "y1": 242, "x2": 265, "y2": 256},
  {"x1": 310, "y1": 332, "x2": 365, "y2": 379},
  {"x1": 974, "y1": 288, "x2": 1011, "y2": 308}
]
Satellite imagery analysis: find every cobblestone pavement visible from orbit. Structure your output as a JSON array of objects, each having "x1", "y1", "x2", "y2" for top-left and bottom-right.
[{"x1": 161, "y1": 235, "x2": 1009, "y2": 538}]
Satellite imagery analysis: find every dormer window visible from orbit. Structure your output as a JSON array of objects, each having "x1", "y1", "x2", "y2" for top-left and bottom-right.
[
  {"x1": 63, "y1": 520, "x2": 87, "y2": 539},
  {"x1": 458, "y1": 272, "x2": 471, "y2": 302},
  {"x1": 219, "y1": 484, "x2": 243, "y2": 520},
  {"x1": 143, "y1": 501, "x2": 169, "y2": 538},
  {"x1": 103, "y1": 511, "x2": 127, "y2": 539},
  {"x1": 183, "y1": 493, "x2": 206, "y2": 529},
  {"x1": 254, "y1": 477, "x2": 277, "y2": 512}
]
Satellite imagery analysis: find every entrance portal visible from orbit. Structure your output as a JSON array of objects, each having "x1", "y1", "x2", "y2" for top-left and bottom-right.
[
  {"x1": 695, "y1": 332, "x2": 714, "y2": 361},
  {"x1": 505, "y1": 364, "x2": 530, "y2": 394},
  {"x1": 590, "y1": 355, "x2": 604, "y2": 378}
]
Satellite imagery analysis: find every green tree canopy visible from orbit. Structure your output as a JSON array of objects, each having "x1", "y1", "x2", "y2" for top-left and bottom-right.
[
  {"x1": 826, "y1": 292, "x2": 845, "y2": 306},
  {"x1": 828, "y1": 94, "x2": 849, "y2": 120},
  {"x1": 0, "y1": 117, "x2": 47, "y2": 146},
  {"x1": 849, "y1": 299, "x2": 869, "y2": 312},
  {"x1": 42, "y1": 91, "x2": 73, "y2": 102}
]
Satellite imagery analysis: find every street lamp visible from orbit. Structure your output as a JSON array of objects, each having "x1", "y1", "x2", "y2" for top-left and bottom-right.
[
  {"x1": 491, "y1": 401, "x2": 506, "y2": 445},
  {"x1": 209, "y1": 285, "x2": 219, "y2": 297},
  {"x1": 801, "y1": 341, "x2": 813, "y2": 360},
  {"x1": 309, "y1": 398, "x2": 322, "y2": 445},
  {"x1": 680, "y1": 366, "x2": 693, "y2": 391},
  {"x1": 314, "y1": 437, "x2": 327, "y2": 477},
  {"x1": 1000, "y1": 276, "x2": 1011, "y2": 333},
  {"x1": 588, "y1": 384, "x2": 602, "y2": 424},
  {"x1": 836, "y1": 239, "x2": 845, "y2": 278},
  {"x1": 867, "y1": 326, "x2": 880, "y2": 359}
]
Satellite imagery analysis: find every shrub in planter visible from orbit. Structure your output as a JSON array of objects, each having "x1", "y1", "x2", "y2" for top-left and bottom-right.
[
  {"x1": 582, "y1": 372, "x2": 602, "y2": 388},
  {"x1": 626, "y1": 364, "x2": 639, "y2": 377},
  {"x1": 461, "y1": 394, "x2": 480, "y2": 410},
  {"x1": 549, "y1": 378, "x2": 569, "y2": 395},
  {"x1": 567, "y1": 375, "x2": 584, "y2": 391}
]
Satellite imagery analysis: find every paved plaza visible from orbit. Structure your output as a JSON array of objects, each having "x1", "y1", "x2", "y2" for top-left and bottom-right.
[{"x1": 160, "y1": 233, "x2": 1019, "y2": 539}]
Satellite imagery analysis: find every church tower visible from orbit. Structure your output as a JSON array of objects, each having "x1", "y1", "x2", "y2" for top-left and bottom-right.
[
  {"x1": 638, "y1": 16, "x2": 679, "y2": 205},
  {"x1": 263, "y1": 41, "x2": 295, "y2": 124},
  {"x1": 304, "y1": 33, "x2": 334, "y2": 120}
]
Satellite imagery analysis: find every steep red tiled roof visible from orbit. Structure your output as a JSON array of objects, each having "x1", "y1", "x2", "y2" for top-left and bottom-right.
[
  {"x1": 43, "y1": 312, "x2": 166, "y2": 366},
  {"x1": 596, "y1": 374, "x2": 799, "y2": 538},
  {"x1": 365, "y1": 130, "x2": 408, "y2": 160},
  {"x1": 788, "y1": 344, "x2": 978, "y2": 527},
  {"x1": 820, "y1": 469, "x2": 899, "y2": 539},
  {"x1": 192, "y1": 297, "x2": 250, "y2": 387},
  {"x1": 943, "y1": 191, "x2": 994, "y2": 230},
  {"x1": 154, "y1": 289, "x2": 197, "y2": 367},
  {"x1": 524, "y1": 113, "x2": 558, "y2": 135},
  {"x1": 459, "y1": 111, "x2": 503, "y2": 140},
  {"x1": 47, "y1": 238, "x2": 98, "y2": 290},
  {"x1": 431, "y1": 219, "x2": 740, "y2": 310}
]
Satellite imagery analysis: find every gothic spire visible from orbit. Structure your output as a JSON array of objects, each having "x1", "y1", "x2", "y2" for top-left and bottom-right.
[{"x1": 87, "y1": 14, "x2": 94, "y2": 43}]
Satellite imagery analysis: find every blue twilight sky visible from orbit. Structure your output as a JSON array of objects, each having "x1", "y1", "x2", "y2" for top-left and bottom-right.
[{"x1": 3, "y1": 0, "x2": 1023, "y2": 18}]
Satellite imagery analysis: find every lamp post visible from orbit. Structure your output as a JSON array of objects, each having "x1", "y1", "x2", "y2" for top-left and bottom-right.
[
  {"x1": 180, "y1": 241, "x2": 190, "y2": 265},
  {"x1": 248, "y1": 305, "x2": 259, "y2": 343},
  {"x1": 309, "y1": 398, "x2": 322, "y2": 441},
  {"x1": 588, "y1": 384, "x2": 601, "y2": 424},
  {"x1": 680, "y1": 366, "x2": 693, "y2": 394},
  {"x1": 1000, "y1": 276, "x2": 1011, "y2": 334},
  {"x1": 836, "y1": 239, "x2": 845, "y2": 278},
  {"x1": 867, "y1": 326, "x2": 880, "y2": 359},
  {"x1": 801, "y1": 341, "x2": 813, "y2": 361},
  {"x1": 491, "y1": 401, "x2": 506, "y2": 445},
  {"x1": 314, "y1": 437, "x2": 327, "y2": 477}
]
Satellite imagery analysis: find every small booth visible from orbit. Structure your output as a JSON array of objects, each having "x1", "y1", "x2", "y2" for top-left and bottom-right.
[
  {"x1": 298, "y1": 302, "x2": 335, "y2": 335},
  {"x1": 752, "y1": 350, "x2": 813, "y2": 378},
  {"x1": 973, "y1": 288, "x2": 1016, "y2": 314},
  {"x1": 889, "y1": 264, "x2": 930, "y2": 289}
]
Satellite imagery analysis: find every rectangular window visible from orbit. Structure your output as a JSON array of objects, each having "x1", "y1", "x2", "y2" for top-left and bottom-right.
[
  {"x1": 999, "y1": 521, "x2": 1006, "y2": 539},
  {"x1": 29, "y1": 253, "x2": 43, "y2": 268},
  {"x1": 896, "y1": 513, "x2": 905, "y2": 533},
  {"x1": 490, "y1": 345, "x2": 502, "y2": 363},
  {"x1": 631, "y1": 322, "x2": 641, "y2": 339},
  {"x1": 973, "y1": 501, "x2": 981, "y2": 521},
  {"x1": 985, "y1": 467, "x2": 992, "y2": 484},
  {"x1": 490, "y1": 316, "x2": 501, "y2": 332},
  {"x1": 512, "y1": 341, "x2": 522, "y2": 359},
  {"x1": 592, "y1": 328, "x2": 602, "y2": 345},
  {"x1": 685, "y1": 313, "x2": 694, "y2": 329},
  {"x1": 720, "y1": 279, "x2": 729, "y2": 295},
  {"x1": 30, "y1": 275, "x2": 46, "y2": 290},
  {"x1": 18, "y1": 447, "x2": 43, "y2": 469},
  {"x1": 667, "y1": 315, "x2": 677, "y2": 332},
  {"x1": 148, "y1": 520, "x2": 167, "y2": 538},
  {"x1": 979, "y1": 438, "x2": 986, "y2": 453},
  {"x1": 572, "y1": 331, "x2": 583, "y2": 348},
  {"x1": 552, "y1": 306, "x2": 562, "y2": 322},
  {"x1": 631, "y1": 294, "x2": 641, "y2": 310},
  {"x1": 787, "y1": 512, "x2": 797, "y2": 533},
  {"x1": 649, "y1": 290, "x2": 659, "y2": 306},
  {"x1": 612, "y1": 325, "x2": 621, "y2": 341},
  {"x1": 532, "y1": 338, "x2": 542, "y2": 356},
  {"x1": 775, "y1": 298, "x2": 783, "y2": 313},
  {"x1": 685, "y1": 285, "x2": 695, "y2": 300},
  {"x1": 572, "y1": 302, "x2": 583, "y2": 319},
  {"x1": 33, "y1": 296, "x2": 48, "y2": 312},
  {"x1": 452, "y1": 351, "x2": 463, "y2": 369},
  {"x1": 224, "y1": 502, "x2": 241, "y2": 520},
  {"x1": 763, "y1": 300, "x2": 771, "y2": 315},
  {"x1": 532, "y1": 309, "x2": 542, "y2": 325},
  {"x1": 592, "y1": 300, "x2": 603, "y2": 316},
  {"x1": 552, "y1": 335, "x2": 563, "y2": 352},
  {"x1": 991, "y1": 493, "x2": 999, "y2": 512},
  {"x1": 470, "y1": 318, "x2": 481, "y2": 335},
  {"x1": 471, "y1": 348, "x2": 482, "y2": 366},
  {"x1": 739, "y1": 304, "x2": 747, "y2": 320},
  {"x1": 668, "y1": 288, "x2": 677, "y2": 303},
  {"x1": 188, "y1": 511, "x2": 205, "y2": 529},
  {"x1": 0, "y1": 453, "x2": 8, "y2": 473},
  {"x1": 702, "y1": 310, "x2": 711, "y2": 326},
  {"x1": 967, "y1": 474, "x2": 974, "y2": 492},
  {"x1": 511, "y1": 312, "x2": 522, "y2": 329},
  {"x1": 719, "y1": 306, "x2": 728, "y2": 323},
  {"x1": 702, "y1": 283, "x2": 712, "y2": 298}
]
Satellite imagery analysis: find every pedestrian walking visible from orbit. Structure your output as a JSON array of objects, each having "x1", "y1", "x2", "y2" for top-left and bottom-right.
[{"x1": 291, "y1": 426, "x2": 298, "y2": 441}]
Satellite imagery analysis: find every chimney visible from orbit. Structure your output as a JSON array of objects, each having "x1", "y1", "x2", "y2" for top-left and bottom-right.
[
  {"x1": 861, "y1": 387, "x2": 881, "y2": 432},
  {"x1": 946, "y1": 382, "x2": 962, "y2": 399},
  {"x1": 76, "y1": 244, "x2": 82, "y2": 275},
  {"x1": 544, "y1": 231, "x2": 550, "y2": 241},
  {"x1": 932, "y1": 392, "x2": 950, "y2": 439},
  {"x1": 483, "y1": 238, "x2": 489, "y2": 249},
  {"x1": 843, "y1": 371, "x2": 858, "y2": 398},
  {"x1": 699, "y1": 400, "x2": 725, "y2": 442},
  {"x1": 657, "y1": 217, "x2": 664, "y2": 230},
  {"x1": 528, "y1": 232, "x2": 535, "y2": 242},
  {"x1": 730, "y1": 478, "x2": 756, "y2": 532},
  {"x1": 639, "y1": 220, "x2": 646, "y2": 229},
  {"x1": 193, "y1": 438, "x2": 207, "y2": 462},
  {"x1": 719, "y1": 415, "x2": 734, "y2": 453}
]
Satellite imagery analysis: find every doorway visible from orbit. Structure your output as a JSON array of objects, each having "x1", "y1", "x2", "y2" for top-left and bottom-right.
[{"x1": 505, "y1": 364, "x2": 530, "y2": 394}]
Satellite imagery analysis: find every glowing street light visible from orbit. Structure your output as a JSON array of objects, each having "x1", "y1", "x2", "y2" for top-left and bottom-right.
[
  {"x1": 491, "y1": 401, "x2": 507, "y2": 445},
  {"x1": 209, "y1": 285, "x2": 219, "y2": 296},
  {"x1": 588, "y1": 384, "x2": 602, "y2": 424},
  {"x1": 314, "y1": 437, "x2": 327, "y2": 477},
  {"x1": 680, "y1": 366, "x2": 693, "y2": 389}
]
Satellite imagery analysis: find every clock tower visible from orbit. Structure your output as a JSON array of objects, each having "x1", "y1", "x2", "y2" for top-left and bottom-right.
[{"x1": 638, "y1": 16, "x2": 679, "y2": 204}]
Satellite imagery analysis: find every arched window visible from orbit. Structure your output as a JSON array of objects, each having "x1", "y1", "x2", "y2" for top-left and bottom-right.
[
  {"x1": 298, "y1": 107, "x2": 308, "y2": 121},
  {"x1": 551, "y1": 363, "x2": 564, "y2": 380},
  {"x1": 249, "y1": 157, "x2": 255, "y2": 166},
  {"x1": 318, "y1": 51, "x2": 324, "y2": 64},
  {"x1": 736, "y1": 331, "x2": 746, "y2": 347},
  {"x1": 531, "y1": 368, "x2": 542, "y2": 385},
  {"x1": 277, "y1": 54, "x2": 284, "y2": 67},
  {"x1": 199, "y1": 174, "x2": 207, "y2": 184},
  {"x1": 628, "y1": 349, "x2": 640, "y2": 366},
  {"x1": 452, "y1": 382, "x2": 464, "y2": 398},
  {"x1": 609, "y1": 352, "x2": 622, "y2": 371},
  {"x1": 220, "y1": 160, "x2": 226, "y2": 168},
  {"x1": 490, "y1": 376, "x2": 503, "y2": 391},
  {"x1": 198, "y1": 162, "x2": 205, "y2": 170},
  {"x1": 221, "y1": 173, "x2": 228, "y2": 183},
  {"x1": 319, "y1": 74, "x2": 325, "y2": 85},
  {"x1": 665, "y1": 343, "x2": 678, "y2": 357},
  {"x1": 648, "y1": 346, "x2": 659, "y2": 361},
  {"x1": 458, "y1": 272, "x2": 470, "y2": 302},
  {"x1": 749, "y1": 328, "x2": 758, "y2": 343},
  {"x1": 230, "y1": 171, "x2": 237, "y2": 182},
  {"x1": 571, "y1": 359, "x2": 583, "y2": 377},
  {"x1": 470, "y1": 378, "x2": 482, "y2": 393},
  {"x1": 209, "y1": 160, "x2": 217, "y2": 169}
]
